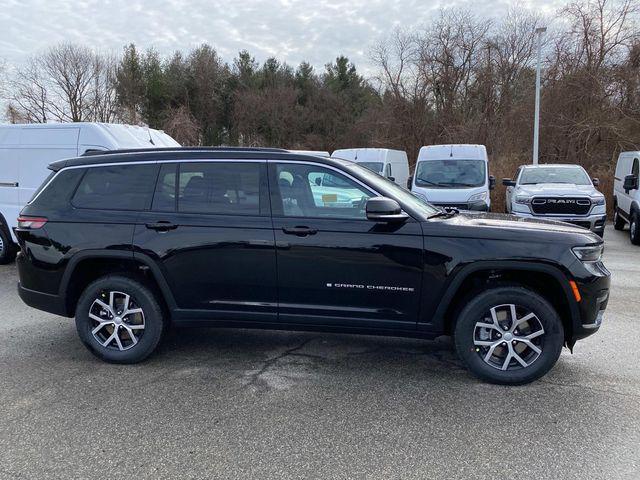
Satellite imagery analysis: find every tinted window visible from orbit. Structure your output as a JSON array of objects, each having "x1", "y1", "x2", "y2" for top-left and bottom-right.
[
  {"x1": 633, "y1": 159, "x2": 639, "y2": 177},
  {"x1": 178, "y1": 162, "x2": 261, "y2": 215},
  {"x1": 73, "y1": 164, "x2": 158, "y2": 211},
  {"x1": 358, "y1": 162, "x2": 384, "y2": 174},
  {"x1": 273, "y1": 163, "x2": 371, "y2": 219},
  {"x1": 152, "y1": 163, "x2": 177, "y2": 212},
  {"x1": 30, "y1": 169, "x2": 84, "y2": 206}
]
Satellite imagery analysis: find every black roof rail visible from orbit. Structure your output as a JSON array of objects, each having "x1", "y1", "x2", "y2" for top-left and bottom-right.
[{"x1": 81, "y1": 146, "x2": 289, "y2": 157}]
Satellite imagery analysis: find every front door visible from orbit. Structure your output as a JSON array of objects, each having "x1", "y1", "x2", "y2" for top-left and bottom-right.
[
  {"x1": 269, "y1": 161, "x2": 424, "y2": 330},
  {"x1": 134, "y1": 160, "x2": 278, "y2": 323}
]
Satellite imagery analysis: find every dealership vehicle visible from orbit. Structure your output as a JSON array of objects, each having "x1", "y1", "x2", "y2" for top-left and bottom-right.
[
  {"x1": 0, "y1": 123, "x2": 179, "y2": 264},
  {"x1": 15, "y1": 148, "x2": 609, "y2": 385},
  {"x1": 612, "y1": 151, "x2": 640, "y2": 245},
  {"x1": 503, "y1": 164, "x2": 606, "y2": 237},
  {"x1": 410, "y1": 144, "x2": 495, "y2": 211},
  {"x1": 332, "y1": 148, "x2": 410, "y2": 188}
]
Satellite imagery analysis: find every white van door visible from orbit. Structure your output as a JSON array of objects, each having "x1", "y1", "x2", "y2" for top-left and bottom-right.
[
  {"x1": 0, "y1": 129, "x2": 22, "y2": 235},
  {"x1": 617, "y1": 155, "x2": 634, "y2": 215}
]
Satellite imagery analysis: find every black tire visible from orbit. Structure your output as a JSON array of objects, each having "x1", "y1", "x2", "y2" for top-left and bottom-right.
[
  {"x1": 75, "y1": 275, "x2": 165, "y2": 363},
  {"x1": 454, "y1": 285, "x2": 564, "y2": 385},
  {"x1": 613, "y1": 207, "x2": 625, "y2": 231},
  {"x1": 630, "y1": 213, "x2": 640, "y2": 246},
  {"x1": 0, "y1": 225, "x2": 17, "y2": 265}
]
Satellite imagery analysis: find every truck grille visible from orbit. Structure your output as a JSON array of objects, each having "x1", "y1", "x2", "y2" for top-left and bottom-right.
[{"x1": 531, "y1": 197, "x2": 591, "y2": 215}]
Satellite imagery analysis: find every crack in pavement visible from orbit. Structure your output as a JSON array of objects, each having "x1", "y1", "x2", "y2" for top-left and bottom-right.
[
  {"x1": 242, "y1": 336, "x2": 320, "y2": 389},
  {"x1": 538, "y1": 379, "x2": 640, "y2": 400}
]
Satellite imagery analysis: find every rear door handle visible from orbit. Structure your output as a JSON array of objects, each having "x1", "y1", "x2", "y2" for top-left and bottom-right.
[
  {"x1": 146, "y1": 221, "x2": 178, "y2": 232},
  {"x1": 282, "y1": 226, "x2": 318, "y2": 236}
]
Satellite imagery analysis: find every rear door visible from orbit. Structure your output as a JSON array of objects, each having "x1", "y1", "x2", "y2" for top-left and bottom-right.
[
  {"x1": 134, "y1": 160, "x2": 278, "y2": 323},
  {"x1": 269, "y1": 160, "x2": 423, "y2": 330}
]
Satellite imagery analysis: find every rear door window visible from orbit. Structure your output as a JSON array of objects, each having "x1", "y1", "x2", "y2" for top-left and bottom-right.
[
  {"x1": 72, "y1": 164, "x2": 159, "y2": 211},
  {"x1": 177, "y1": 162, "x2": 264, "y2": 215}
]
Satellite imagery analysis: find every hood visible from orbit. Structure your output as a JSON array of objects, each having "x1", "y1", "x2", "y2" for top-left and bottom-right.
[
  {"x1": 425, "y1": 212, "x2": 601, "y2": 244},
  {"x1": 516, "y1": 183, "x2": 600, "y2": 197}
]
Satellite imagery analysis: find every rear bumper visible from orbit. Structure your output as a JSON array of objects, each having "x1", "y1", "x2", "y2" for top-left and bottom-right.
[{"x1": 18, "y1": 282, "x2": 69, "y2": 317}]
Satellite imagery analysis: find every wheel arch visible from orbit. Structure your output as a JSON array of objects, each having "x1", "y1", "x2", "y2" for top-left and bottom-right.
[
  {"x1": 60, "y1": 250, "x2": 177, "y2": 317},
  {"x1": 431, "y1": 261, "x2": 579, "y2": 343}
]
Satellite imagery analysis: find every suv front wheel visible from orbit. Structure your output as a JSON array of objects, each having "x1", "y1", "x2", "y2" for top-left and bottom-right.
[
  {"x1": 75, "y1": 275, "x2": 165, "y2": 363},
  {"x1": 454, "y1": 286, "x2": 564, "y2": 385}
]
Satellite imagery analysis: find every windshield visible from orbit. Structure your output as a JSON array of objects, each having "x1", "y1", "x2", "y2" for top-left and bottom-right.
[
  {"x1": 357, "y1": 162, "x2": 384, "y2": 174},
  {"x1": 415, "y1": 159, "x2": 486, "y2": 188},
  {"x1": 519, "y1": 167, "x2": 591, "y2": 185},
  {"x1": 344, "y1": 162, "x2": 439, "y2": 216}
]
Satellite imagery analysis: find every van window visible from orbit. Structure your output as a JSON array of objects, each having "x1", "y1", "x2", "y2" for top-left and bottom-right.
[
  {"x1": 177, "y1": 162, "x2": 261, "y2": 215},
  {"x1": 358, "y1": 162, "x2": 384, "y2": 174},
  {"x1": 73, "y1": 164, "x2": 158, "y2": 211},
  {"x1": 633, "y1": 159, "x2": 639, "y2": 177},
  {"x1": 415, "y1": 159, "x2": 486, "y2": 188}
]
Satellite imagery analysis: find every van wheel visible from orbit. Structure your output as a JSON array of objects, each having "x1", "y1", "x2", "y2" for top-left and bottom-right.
[
  {"x1": 0, "y1": 227, "x2": 17, "y2": 265},
  {"x1": 75, "y1": 275, "x2": 165, "y2": 363},
  {"x1": 631, "y1": 213, "x2": 640, "y2": 245},
  {"x1": 454, "y1": 286, "x2": 564, "y2": 385},
  {"x1": 613, "y1": 208, "x2": 625, "y2": 231}
]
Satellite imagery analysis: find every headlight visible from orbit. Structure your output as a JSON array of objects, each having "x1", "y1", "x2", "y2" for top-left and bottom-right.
[
  {"x1": 468, "y1": 191, "x2": 488, "y2": 202},
  {"x1": 590, "y1": 196, "x2": 605, "y2": 206},
  {"x1": 515, "y1": 195, "x2": 532, "y2": 204},
  {"x1": 572, "y1": 244, "x2": 603, "y2": 262}
]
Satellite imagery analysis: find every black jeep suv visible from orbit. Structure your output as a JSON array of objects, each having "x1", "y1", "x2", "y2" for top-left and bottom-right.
[{"x1": 15, "y1": 148, "x2": 610, "y2": 384}]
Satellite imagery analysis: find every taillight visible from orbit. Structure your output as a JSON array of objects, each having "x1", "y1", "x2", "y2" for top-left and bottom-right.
[{"x1": 17, "y1": 216, "x2": 48, "y2": 229}]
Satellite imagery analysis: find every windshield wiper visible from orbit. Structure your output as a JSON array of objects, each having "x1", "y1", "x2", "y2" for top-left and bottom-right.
[{"x1": 416, "y1": 178, "x2": 444, "y2": 187}]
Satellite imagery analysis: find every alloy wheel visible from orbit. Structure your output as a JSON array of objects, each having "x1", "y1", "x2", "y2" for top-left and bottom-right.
[
  {"x1": 89, "y1": 290, "x2": 145, "y2": 351},
  {"x1": 473, "y1": 304, "x2": 545, "y2": 371}
]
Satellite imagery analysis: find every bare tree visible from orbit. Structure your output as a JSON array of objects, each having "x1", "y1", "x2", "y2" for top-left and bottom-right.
[{"x1": 8, "y1": 43, "x2": 118, "y2": 123}]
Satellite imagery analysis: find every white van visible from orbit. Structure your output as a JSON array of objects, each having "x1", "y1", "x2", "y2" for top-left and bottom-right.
[
  {"x1": 410, "y1": 144, "x2": 495, "y2": 211},
  {"x1": 0, "y1": 122, "x2": 180, "y2": 263},
  {"x1": 612, "y1": 151, "x2": 640, "y2": 245},
  {"x1": 332, "y1": 148, "x2": 410, "y2": 188}
]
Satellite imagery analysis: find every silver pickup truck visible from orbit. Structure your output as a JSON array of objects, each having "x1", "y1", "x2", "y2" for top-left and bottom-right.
[{"x1": 503, "y1": 164, "x2": 606, "y2": 237}]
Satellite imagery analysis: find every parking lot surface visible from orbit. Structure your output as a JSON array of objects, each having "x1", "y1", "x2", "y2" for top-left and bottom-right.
[{"x1": 0, "y1": 225, "x2": 638, "y2": 479}]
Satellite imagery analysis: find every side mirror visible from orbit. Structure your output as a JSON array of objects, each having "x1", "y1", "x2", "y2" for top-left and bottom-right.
[
  {"x1": 592, "y1": 177, "x2": 600, "y2": 187},
  {"x1": 489, "y1": 175, "x2": 496, "y2": 190},
  {"x1": 387, "y1": 176, "x2": 396, "y2": 182},
  {"x1": 502, "y1": 178, "x2": 516, "y2": 187},
  {"x1": 623, "y1": 174, "x2": 639, "y2": 192},
  {"x1": 407, "y1": 176, "x2": 413, "y2": 189},
  {"x1": 366, "y1": 197, "x2": 409, "y2": 223}
]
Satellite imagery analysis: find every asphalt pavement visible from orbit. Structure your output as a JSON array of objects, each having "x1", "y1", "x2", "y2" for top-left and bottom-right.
[{"x1": 0, "y1": 225, "x2": 638, "y2": 479}]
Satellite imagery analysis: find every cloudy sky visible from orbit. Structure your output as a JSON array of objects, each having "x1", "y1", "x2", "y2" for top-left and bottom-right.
[{"x1": 1, "y1": 0, "x2": 563, "y2": 72}]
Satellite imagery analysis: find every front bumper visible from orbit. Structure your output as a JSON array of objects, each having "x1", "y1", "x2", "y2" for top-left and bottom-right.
[
  {"x1": 569, "y1": 261, "x2": 610, "y2": 343},
  {"x1": 511, "y1": 211, "x2": 606, "y2": 235}
]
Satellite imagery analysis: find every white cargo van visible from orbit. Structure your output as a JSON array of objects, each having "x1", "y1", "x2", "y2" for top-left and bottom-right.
[
  {"x1": 410, "y1": 144, "x2": 495, "y2": 211},
  {"x1": 0, "y1": 123, "x2": 180, "y2": 263},
  {"x1": 612, "y1": 151, "x2": 640, "y2": 245},
  {"x1": 332, "y1": 148, "x2": 410, "y2": 188}
]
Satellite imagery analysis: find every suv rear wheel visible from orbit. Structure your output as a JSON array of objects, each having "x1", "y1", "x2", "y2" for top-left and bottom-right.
[
  {"x1": 75, "y1": 275, "x2": 165, "y2": 363},
  {"x1": 630, "y1": 213, "x2": 640, "y2": 245},
  {"x1": 454, "y1": 286, "x2": 564, "y2": 385}
]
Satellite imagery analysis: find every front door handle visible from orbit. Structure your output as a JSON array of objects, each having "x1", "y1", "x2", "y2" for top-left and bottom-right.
[
  {"x1": 282, "y1": 226, "x2": 318, "y2": 237},
  {"x1": 146, "y1": 221, "x2": 178, "y2": 232}
]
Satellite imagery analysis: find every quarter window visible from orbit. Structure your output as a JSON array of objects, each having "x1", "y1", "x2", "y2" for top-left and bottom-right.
[
  {"x1": 273, "y1": 163, "x2": 372, "y2": 219},
  {"x1": 633, "y1": 159, "x2": 639, "y2": 177},
  {"x1": 73, "y1": 164, "x2": 158, "y2": 211}
]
